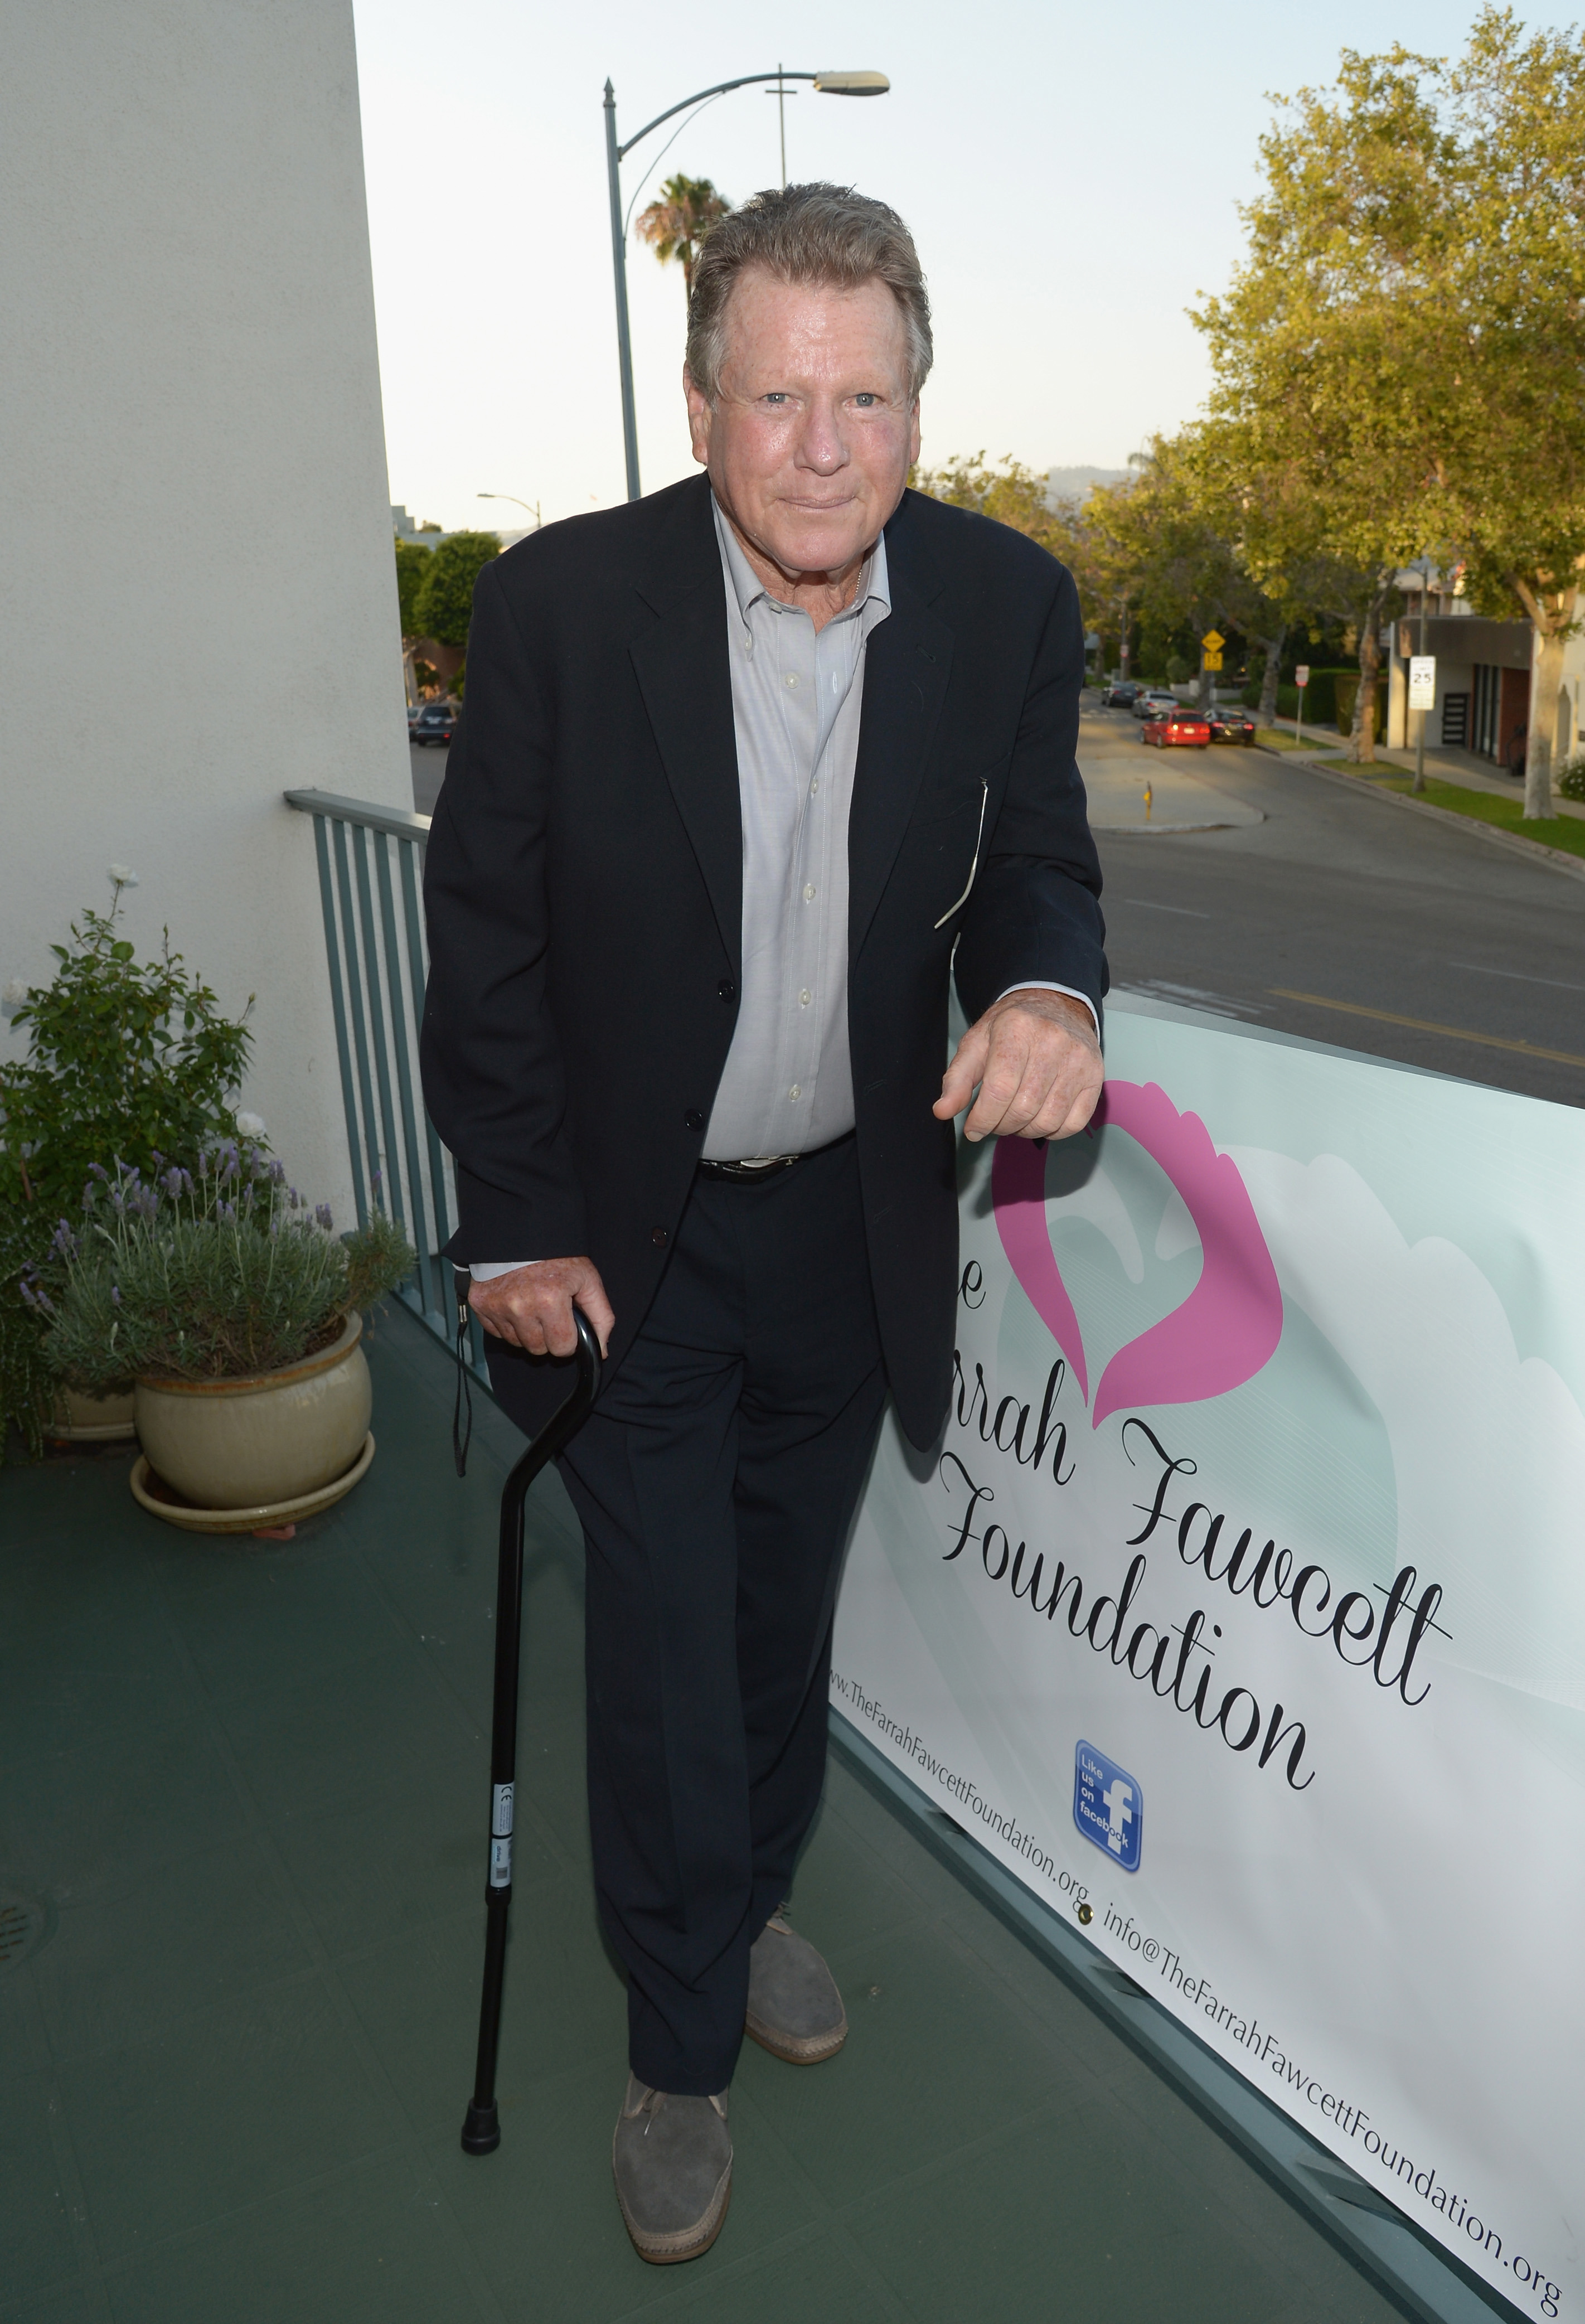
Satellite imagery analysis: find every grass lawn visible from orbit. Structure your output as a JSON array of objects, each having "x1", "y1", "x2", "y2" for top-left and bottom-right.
[{"x1": 1365, "y1": 772, "x2": 1585, "y2": 860}]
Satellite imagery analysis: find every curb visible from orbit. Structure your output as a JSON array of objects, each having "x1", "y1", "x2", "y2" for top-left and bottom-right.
[{"x1": 1258, "y1": 747, "x2": 1585, "y2": 887}]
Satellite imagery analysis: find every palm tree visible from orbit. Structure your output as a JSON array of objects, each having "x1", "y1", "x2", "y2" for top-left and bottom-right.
[{"x1": 634, "y1": 175, "x2": 731, "y2": 299}]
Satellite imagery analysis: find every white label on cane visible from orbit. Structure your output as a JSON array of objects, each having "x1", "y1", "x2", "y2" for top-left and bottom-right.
[
  {"x1": 492, "y1": 1782, "x2": 514, "y2": 1837},
  {"x1": 489, "y1": 1836, "x2": 513, "y2": 1887}
]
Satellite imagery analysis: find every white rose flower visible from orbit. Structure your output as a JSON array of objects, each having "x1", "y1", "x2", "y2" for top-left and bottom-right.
[
  {"x1": 107, "y1": 864, "x2": 140, "y2": 888},
  {"x1": 236, "y1": 1111, "x2": 268, "y2": 1139},
  {"x1": 2, "y1": 977, "x2": 28, "y2": 1016}
]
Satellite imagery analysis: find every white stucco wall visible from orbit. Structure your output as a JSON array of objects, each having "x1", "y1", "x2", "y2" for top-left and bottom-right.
[{"x1": 0, "y1": 0, "x2": 410, "y2": 1221}]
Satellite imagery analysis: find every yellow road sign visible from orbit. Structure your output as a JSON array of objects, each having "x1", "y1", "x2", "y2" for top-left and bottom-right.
[
  {"x1": 1201, "y1": 629, "x2": 1225, "y2": 652},
  {"x1": 1203, "y1": 651, "x2": 1224, "y2": 671}
]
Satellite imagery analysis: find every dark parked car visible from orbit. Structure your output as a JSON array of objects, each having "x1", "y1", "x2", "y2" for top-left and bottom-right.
[
  {"x1": 413, "y1": 703, "x2": 459, "y2": 747},
  {"x1": 1205, "y1": 705, "x2": 1257, "y2": 744},
  {"x1": 1131, "y1": 688, "x2": 1181, "y2": 720},
  {"x1": 1102, "y1": 680, "x2": 1143, "y2": 708}
]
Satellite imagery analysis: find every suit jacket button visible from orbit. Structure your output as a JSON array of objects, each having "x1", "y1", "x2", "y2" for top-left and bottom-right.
[
  {"x1": 718, "y1": 979, "x2": 736, "y2": 1003},
  {"x1": 651, "y1": 1226, "x2": 668, "y2": 1248},
  {"x1": 684, "y1": 1108, "x2": 705, "y2": 1132}
]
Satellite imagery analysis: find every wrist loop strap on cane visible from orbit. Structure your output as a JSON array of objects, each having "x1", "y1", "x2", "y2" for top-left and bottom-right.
[{"x1": 452, "y1": 1268, "x2": 474, "y2": 1478}]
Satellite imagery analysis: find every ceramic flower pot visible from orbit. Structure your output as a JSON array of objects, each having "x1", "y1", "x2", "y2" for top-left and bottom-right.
[
  {"x1": 133, "y1": 1313, "x2": 371, "y2": 1510},
  {"x1": 48, "y1": 1386, "x2": 139, "y2": 1442}
]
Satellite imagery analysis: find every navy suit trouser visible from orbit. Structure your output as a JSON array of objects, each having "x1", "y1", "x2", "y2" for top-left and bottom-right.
[{"x1": 552, "y1": 1136, "x2": 886, "y2": 2095}]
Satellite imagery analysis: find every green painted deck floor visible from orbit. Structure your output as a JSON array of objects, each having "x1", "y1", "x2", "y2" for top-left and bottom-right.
[{"x1": 2, "y1": 1309, "x2": 1406, "y2": 2323}]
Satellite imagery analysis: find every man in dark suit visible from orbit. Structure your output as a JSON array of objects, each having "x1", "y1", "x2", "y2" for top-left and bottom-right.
[{"x1": 421, "y1": 183, "x2": 1106, "y2": 2264}]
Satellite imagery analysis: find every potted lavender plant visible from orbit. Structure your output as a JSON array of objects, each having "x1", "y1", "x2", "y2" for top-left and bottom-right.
[{"x1": 35, "y1": 1143, "x2": 413, "y2": 1529}]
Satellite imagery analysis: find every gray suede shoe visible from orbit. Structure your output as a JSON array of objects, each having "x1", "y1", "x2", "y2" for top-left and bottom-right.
[
  {"x1": 612, "y1": 2076, "x2": 732, "y2": 2264},
  {"x1": 745, "y1": 1912, "x2": 849, "y2": 2064}
]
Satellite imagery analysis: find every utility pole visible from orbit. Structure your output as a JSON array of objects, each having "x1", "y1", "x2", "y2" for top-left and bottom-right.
[{"x1": 1416, "y1": 559, "x2": 1431, "y2": 794}]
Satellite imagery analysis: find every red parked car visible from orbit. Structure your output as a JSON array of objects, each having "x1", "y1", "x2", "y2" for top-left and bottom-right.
[{"x1": 1141, "y1": 710, "x2": 1211, "y2": 749}]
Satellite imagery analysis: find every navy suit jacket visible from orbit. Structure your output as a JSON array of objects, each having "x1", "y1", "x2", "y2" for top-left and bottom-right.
[{"x1": 420, "y1": 472, "x2": 1107, "y2": 1445}]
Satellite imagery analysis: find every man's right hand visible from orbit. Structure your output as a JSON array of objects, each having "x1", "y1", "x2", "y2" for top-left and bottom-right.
[{"x1": 468, "y1": 1257, "x2": 614, "y2": 1360}]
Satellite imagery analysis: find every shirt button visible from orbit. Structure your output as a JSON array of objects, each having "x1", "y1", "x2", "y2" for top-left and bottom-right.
[
  {"x1": 789, "y1": 1086, "x2": 801, "y2": 1101},
  {"x1": 717, "y1": 978, "x2": 736, "y2": 1003},
  {"x1": 784, "y1": 673, "x2": 798, "y2": 688},
  {"x1": 651, "y1": 1226, "x2": 668, "y2": 1248},
  {"x1": 810, "y1": 779, "x2": 818, "y2": 794},
  {"x1": 684, "y1": 1108, "x2": 705, "y2": 1132},
  {"x1": 803, "y1": 883, "x2": 816, "y2": 901},
  {"x1": 799, "y1": 989, "x2": 811, "y2": 1006}
]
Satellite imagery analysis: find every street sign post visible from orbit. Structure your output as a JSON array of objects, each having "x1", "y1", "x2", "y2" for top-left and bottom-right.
[
  {"x1": 1294, "y1": 665, "x2": 1310, "y2": 753},
  {"x1": 1409, "y1": 652, "x2": 1436, "y2": 792}
]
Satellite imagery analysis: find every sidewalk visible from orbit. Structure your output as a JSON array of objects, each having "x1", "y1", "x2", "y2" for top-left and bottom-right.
[{"x1": 1264, "y1": 720, "x2": 1585, "y2": 821}]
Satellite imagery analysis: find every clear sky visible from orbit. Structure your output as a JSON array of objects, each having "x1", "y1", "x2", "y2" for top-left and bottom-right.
[{"x1": 352, "y1": 0, "x2": 1567, "y2": 533}]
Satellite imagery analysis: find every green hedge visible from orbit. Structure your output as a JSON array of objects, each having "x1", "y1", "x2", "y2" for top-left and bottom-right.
[
  {"x1": 1333, "y1": 672, "x2": 1387, "y2": 742},
  {"x1": 1240, "y1": 667, "x2": 1354, "y2": 725}
]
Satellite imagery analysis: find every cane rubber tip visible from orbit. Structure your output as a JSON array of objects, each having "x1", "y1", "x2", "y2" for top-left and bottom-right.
[{"x1": 461, "y1": 2102, "x2": 501, "y2": 2154}]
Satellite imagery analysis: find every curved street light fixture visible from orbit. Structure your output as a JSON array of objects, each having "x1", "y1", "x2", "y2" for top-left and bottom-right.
[
  {"x1": 603, "y1": 69, "x2": 890, "y2": 501},
  {"x1": 477, "y1": 492, "x2": 542, "y2": 530}
]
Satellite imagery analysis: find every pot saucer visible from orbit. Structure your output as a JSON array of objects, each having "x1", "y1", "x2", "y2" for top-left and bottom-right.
[{"x1": 129, "y1": 1433, "x2": 376, "y2": 1536}]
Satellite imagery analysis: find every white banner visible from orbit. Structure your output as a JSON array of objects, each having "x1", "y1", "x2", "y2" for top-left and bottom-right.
[{"x1": 833, "y1": 1000, "x2": 1584, "y2": 2320}]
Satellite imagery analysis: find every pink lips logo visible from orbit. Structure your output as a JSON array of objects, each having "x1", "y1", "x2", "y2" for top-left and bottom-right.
[{"x1": 992, "y1": 1081, "x2": 1283, "y2": 1427}]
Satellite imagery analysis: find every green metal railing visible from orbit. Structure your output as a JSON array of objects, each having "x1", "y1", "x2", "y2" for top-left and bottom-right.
[{"x1": 284, "y1": 788, "x2": 487, "y2": 1376}]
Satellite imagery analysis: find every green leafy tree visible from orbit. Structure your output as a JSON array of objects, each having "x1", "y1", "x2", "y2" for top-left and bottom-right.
[
  {"x1": 1085, "y1": 433, "x2": 1296, "y2": 714},
  {"x1": 394, "y1": 537, "x2": 432, "y2": 635},
  {"x1": 1194, "y1": 9, "x2": 1585, "y2": 806},
  {"x1": 411, "y1": 530, "x2": 501, "y2": 652},
  {"x1": 636, "y1": 175, "x2": 731, "y2": 298}
]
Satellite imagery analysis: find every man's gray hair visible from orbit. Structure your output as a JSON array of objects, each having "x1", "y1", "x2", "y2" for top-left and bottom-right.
[{"x1": 685, "y1": 182, "x2": 933, "y2": 401}]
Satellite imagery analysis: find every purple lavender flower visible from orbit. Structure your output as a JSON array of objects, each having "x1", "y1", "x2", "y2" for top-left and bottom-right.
[
  {"x1": 111, "y1": 1285, "x2": 122, "y2": 1306},
  {"x1": 315, "y1": 1203, "x2": 334, "y2": 1231}
]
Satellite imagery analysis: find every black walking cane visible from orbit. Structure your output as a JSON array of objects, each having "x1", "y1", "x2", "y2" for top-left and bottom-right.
[{"x1": 458, "y1": 1294, "x2": 602, "y2": 2156}]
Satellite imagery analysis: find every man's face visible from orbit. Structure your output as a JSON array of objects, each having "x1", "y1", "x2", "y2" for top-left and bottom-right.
[{"x1": 686, "y1": 269, "x2": 920, "y2": 578}]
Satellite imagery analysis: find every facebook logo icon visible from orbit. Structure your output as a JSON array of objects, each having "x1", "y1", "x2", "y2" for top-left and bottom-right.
[{"x1": 1073, "y1": 1740, "x2": 1142, "y2": 1871}]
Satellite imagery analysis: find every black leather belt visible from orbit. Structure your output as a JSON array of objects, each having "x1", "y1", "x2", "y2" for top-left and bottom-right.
[
  {"x1": 696, "y1": 1153, "x2": 801, "y2": 1183},
  {"x1": 696, "y1": 1131, "x2": 854, "y2": 1184}
]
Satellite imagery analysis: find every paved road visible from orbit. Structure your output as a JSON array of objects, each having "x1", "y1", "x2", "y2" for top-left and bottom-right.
[
  {"x1": 410, "y1": 740, "x2": 445, "y2": 817},
  {"x1": 410, "y1": 711, "x2": 1584, "y2": 1110},
  {"x1": 1084, "y1": 703, "x2": 1584, "y2": 1109}
]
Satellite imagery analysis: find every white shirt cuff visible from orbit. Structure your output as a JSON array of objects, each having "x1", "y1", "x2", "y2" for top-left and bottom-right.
[
  {"x1": 993, "y1": 982, "x2": 1100, "y2": 1039},
  {"x1": 468, "y1": 1258, "x2": 537, "y2": 1281}
]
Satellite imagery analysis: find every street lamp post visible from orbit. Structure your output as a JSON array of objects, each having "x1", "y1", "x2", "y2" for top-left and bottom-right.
[{"x1": 603, "y1": 69, "x2": 889, "y2": 502}]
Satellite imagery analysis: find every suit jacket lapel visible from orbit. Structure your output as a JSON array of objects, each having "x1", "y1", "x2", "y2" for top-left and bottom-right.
[
  {"x1": 627, "y1": 482, "x2": 743, "y2": 977},
  {"x1": 849, "y1": 501, "x2": 953, "y2": 957}
]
